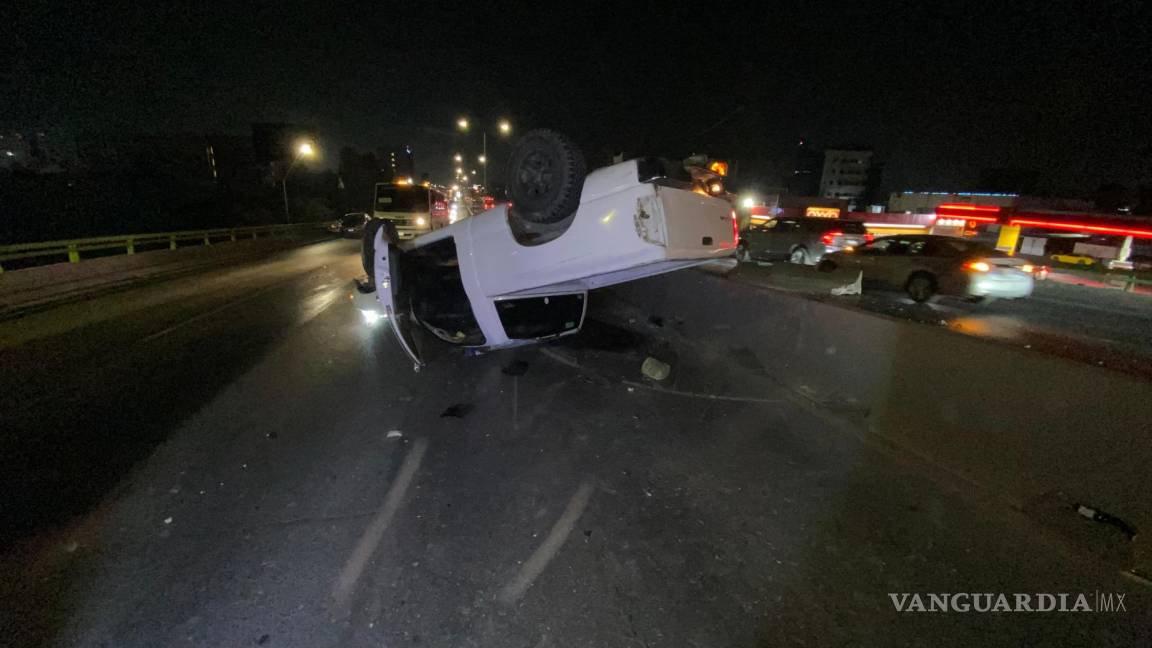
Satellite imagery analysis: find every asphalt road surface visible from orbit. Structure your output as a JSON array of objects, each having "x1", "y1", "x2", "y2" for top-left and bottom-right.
[
  {"x1": 732, "y1": 261, "x2": 1152, "y2": 379},
  {"x1": 2, "y1": 240, "x2": 1149, "y2": 647}
]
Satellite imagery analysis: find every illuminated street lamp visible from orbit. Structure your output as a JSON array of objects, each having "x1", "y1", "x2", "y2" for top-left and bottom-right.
[
  {"x1": 283, "y1": 140, "x2": 316, "y2": 223},
  {"x1": 453, "y1": 153, "x2": 463, "y2": 162},
  {"x1": 456, "y1": 167, "x2": 464, "y2": 175},
  {"x1": 454, "y1": 116, "x2": 513, "y2": 188}
]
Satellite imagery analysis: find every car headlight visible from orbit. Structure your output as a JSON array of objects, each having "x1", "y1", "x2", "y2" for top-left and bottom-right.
[{"x1": 415, "y1": 217, "x2": 427, "y2": 226}]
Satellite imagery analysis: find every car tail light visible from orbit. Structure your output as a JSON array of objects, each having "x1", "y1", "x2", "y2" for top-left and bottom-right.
[
  {"x1": 964, "y1": 260, "x2": 991, "y2": 272},
  {"x1": 864, "y1": 232, "x2": 875, "y2": 243},
  {"x1": 821, "y1": 230, "x2": 843, "y2": 245},
  {"x1": 731, "y1": 210, "x2": 739, "y2": 245}
]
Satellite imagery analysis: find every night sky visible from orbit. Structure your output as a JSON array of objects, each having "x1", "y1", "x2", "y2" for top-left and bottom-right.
[{"x1": 5, "y1": 0, "x2": 1151, "y2": 195}]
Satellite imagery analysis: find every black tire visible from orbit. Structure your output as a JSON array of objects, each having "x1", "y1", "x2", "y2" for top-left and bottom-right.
[
  {"x1": 906, "y1": 272, "x2": 937, "y2": 302},
  {"x1": 816, "y1": 259, "x2": 837, "y2": 273},
  {"x1": 505, "y1": 129, "x2": 586, "y2": 225}
]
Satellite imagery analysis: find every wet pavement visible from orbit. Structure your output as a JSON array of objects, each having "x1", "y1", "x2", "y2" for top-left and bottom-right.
[
  {"x1": 1, "y1": 241, "x2": 1150, "y2": 647},
  {"x1": 731, "y1": 261, "x2": 1152, "y2": 380}
]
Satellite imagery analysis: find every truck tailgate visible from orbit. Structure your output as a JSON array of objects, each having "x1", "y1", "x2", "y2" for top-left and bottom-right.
[{"x1": 636, "y1": 186, "x2": 737, "y2": 258}]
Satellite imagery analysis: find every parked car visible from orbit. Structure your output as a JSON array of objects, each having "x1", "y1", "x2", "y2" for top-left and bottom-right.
[
  {"x1": 328, "y1": 212, "x2": 368, "y2": 237},
  {"x1": 1050, "y1": 253, "x2": 1096, "y2": 266},
  {"x1": 354, "y1": 130, "x2": 739, "y2": 369},
  {"x1": 738, "y1": 217, "x2": 871, "y2": 265},
  {"x1": 818, "y1": 234, "x2": 1034, "y2": 302}
]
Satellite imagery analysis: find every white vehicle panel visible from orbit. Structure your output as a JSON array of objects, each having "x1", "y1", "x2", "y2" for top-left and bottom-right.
[{"x1": 385, "y1": 158, "x2": 737, "y2": 351}]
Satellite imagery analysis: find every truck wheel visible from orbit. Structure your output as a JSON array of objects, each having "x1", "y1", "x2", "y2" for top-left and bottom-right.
[{"x1": 506, "y1": 130, "x2": 586, "y2": 226}]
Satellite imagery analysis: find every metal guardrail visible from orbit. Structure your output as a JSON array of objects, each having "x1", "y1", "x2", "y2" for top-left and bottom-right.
[{"x1": 0, "y1": 222, "x2": 330, "y2": 273}]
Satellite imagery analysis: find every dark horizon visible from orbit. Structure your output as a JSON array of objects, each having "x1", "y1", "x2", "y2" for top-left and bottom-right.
[{"x1": 6, "y1": 0, "x2": 1151, "y2": 197}]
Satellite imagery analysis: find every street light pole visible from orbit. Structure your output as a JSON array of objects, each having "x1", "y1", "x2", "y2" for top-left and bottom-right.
[
  {"x1": 282, "y1": 154, "x2": 301, "y2": 224},
  {"x1": 282, "y1": 141, "x2": 316, "y2": 224}
]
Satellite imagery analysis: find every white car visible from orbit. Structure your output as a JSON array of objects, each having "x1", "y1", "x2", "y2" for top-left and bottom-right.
[
  {"x1": 819, "y1": 234, "x2": 1034, "y2": 302},
  {"x1": 355, "y1": 130, "x2": 737, "y2": 368}
]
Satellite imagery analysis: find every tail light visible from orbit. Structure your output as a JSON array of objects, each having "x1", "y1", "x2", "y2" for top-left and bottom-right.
[
  {"x1": 964, "y1": 260, "x2": 991, "y2": 272},
  {"x1": 821, "y1": 230, "x2": 843, "y2": 245},
  {"x1": 864, "y1": 232, "x2": 875, "y2": 243},
  {"x1": 731, "y1": 210, "x2": 739, "y2": 245}
]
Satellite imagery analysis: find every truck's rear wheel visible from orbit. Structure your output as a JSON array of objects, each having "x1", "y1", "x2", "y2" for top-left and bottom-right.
[{"x1": 506, "y1": 130, "x2": 585, "y2": 226}]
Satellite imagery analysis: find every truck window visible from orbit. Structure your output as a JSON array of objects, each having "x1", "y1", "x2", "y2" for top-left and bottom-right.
[
  {"x1": 375, "y1": 185, "x2": 430, "y2": 213},
  {"x1": 496, "y1": 294, "x2": 586, "y2": 340},
  {"x1": 401, "y1": 237, "x2": 485, "y2": 345}
]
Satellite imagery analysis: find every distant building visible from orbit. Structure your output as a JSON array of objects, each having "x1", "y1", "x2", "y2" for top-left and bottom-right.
[
  {"x1": 786, "y1": 139, "x2": 822, "y2": 196},
  {"x1": 378, "y1": 145, "x2": 415, "y2": 182},
  {"x1": 819, "y1": 149, "x2": 874, "y2": 207},
  {"x1": 0, "y1": 129, "x2": 76, "y2": 173}
]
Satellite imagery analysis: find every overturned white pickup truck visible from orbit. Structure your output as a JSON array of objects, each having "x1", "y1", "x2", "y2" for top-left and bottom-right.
[{"x1": 355, "y1": 130, "x2": 737, "y2": 368}]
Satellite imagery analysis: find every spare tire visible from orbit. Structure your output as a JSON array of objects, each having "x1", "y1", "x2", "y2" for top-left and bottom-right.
[{"x1": 505, "y1": 129, "x2": 586, "y2": 225}]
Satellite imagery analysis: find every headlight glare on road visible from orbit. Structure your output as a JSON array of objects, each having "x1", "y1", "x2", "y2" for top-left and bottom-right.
[{"x1": 359, "y1": 309, "x2": 386, "y2": 326}]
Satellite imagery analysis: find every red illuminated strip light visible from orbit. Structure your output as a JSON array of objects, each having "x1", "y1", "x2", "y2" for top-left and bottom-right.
[
  {"x1": 1009, "y1": 219, "x2": 1152, "y2": 239},
  {"x1": 935, "y1": 203, "x2": 1001, "y2": 223}
]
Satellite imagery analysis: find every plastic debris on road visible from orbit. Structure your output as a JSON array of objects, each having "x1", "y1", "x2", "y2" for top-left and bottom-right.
[
  {"x1": 641, "y1": 357, "x2": 671, "y2": 381},
  {"x1": 830, "y1": 271, "x2": 862, "y2": 296},
  {"x1": 386, "y1": 430, "x2": 403, "y2": 439}
]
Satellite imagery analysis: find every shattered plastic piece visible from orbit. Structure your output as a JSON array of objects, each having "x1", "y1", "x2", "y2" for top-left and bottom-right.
[
  {"x1": 1076, "y1": 503, "x2": 1137, "y2": 538},
  {"x1": 163, "y1": 517, "x2": 173, "y2": 525},
  {"x1": 830, "y1": 271, "x2": 862, "y2": 296},
  {"x1": 440, "y1": 403, "x2": 474, "y2": 418},
  {"x1": 387, "y1": 430, "x2": 403, "y2": 439},
  {"x1": 641, "y1": 357, "x2": 671, "y2": 381},
  {"x1": 627, "y1": 387, "x2": 635, "y2": 393}
]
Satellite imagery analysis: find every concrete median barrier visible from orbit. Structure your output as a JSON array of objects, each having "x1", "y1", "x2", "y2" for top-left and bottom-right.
[
  {"x1": 606, "y1": 270, "x2": 1152, "y2": 577},
  {"x1": 0, "y1": 232, "x2": 329, "y2": 320}
]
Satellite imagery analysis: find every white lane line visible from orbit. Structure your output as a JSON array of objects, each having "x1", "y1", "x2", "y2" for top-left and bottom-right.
[
  {"x1": 141, "y1": 282, "x2": 283, "y2": 342},
  {"x1": 621, "y1": 380, "x2": 784, "y2": 404},
  {"x1": 332, "y1": 437, "x2": 428, "y2": 612},
  {"x1": 497, "y1": 480, "x2": 594, "y2": 605},
  {"x1": 539, "y1": 346, "x2": 582, "y2": 369}
]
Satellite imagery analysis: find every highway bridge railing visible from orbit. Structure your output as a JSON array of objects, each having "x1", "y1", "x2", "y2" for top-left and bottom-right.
[{"x1": 0, "y1": 222, "x2": 332, "y2": 273}]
